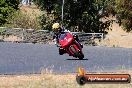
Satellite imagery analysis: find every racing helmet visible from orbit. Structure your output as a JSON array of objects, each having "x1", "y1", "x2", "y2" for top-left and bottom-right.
[{"x1": 52, "y1": 23, "x2": 60, "y2": 29}]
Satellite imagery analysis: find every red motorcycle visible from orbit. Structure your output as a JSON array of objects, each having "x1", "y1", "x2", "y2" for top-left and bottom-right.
[{"x1": 58, "y1": 32, "x2": 84, "y2": 59}]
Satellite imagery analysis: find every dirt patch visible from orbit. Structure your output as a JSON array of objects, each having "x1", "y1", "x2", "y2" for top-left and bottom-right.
[
  {"x1": 0, "y1": 36, "x2": 3, "y2": 40},
  {"x1": 20, "y1": 5, "x2": 43, "y2": 18},
  {"x1": 3, "y1": 35, "x2": 23, "y2": 42},
  {"x1": 98, "y1": 22, "x2": 132, "y2": 48}
]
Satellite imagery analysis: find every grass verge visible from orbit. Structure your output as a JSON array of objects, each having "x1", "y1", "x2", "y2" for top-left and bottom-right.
[{"x1": 0, "y1": 71, "x2": 131, "y2": 88}]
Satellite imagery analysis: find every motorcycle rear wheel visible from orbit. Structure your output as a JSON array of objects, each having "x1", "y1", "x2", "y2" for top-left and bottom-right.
[
  {"x1": 78, "y1": 54, "x2": 84, "y2": 60},
  {"x1": 78, "y1": 50, "x2": 84, "y2": 59}
]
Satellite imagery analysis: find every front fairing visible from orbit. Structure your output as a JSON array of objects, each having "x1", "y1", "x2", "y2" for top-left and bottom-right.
[{"x1": 59, "y1": 32, "x2": 73, "y2": 47}]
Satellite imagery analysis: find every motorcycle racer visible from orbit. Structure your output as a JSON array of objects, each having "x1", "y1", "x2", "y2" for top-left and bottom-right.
[
  {"x1": 52, "y1": 23, "x2": 64, "y2": 47},
  {"x1": 52, "y1": 23, "x2": 83, "y2": 55}
]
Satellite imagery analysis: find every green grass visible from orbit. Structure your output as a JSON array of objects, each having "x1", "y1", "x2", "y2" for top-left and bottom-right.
[{"x1": 0, "y1": 29, "x2": 6, "y2": 34}]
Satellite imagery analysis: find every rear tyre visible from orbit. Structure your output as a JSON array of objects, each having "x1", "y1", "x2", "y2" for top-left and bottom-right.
[
  {"x1": 78, "y1": 54, "x2": 84, "y2": 60},
  {"x1": 78, "y1": 51, "x2": 84, "y2": 59}
]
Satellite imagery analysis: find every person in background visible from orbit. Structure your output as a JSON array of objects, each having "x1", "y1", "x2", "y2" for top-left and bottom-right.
[{"x1": 21, "y1": 0, "x2": 31, "y2": 5}]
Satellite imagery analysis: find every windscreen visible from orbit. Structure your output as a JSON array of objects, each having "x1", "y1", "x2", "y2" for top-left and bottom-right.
[{"x1": 59, "y1": 33, "x2": 67, "y2": 40}]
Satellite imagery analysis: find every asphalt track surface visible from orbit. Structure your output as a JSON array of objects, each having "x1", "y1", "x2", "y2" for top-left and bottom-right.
[{"x1": 0, "y1": 42, "x2": 132, "y2": 74}]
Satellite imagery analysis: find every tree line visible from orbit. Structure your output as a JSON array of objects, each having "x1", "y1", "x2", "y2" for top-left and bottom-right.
[
  {"x1": 0, "y1": 0, "x2": 19, "y2": 25},
  {"x1": 0, "y1": 0, "x2": 131, "y2": 33}
]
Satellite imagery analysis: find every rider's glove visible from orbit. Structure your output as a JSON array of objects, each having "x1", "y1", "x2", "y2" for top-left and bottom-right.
[{"x1": 56, "y1": 43, "x2": 61, "y2": 47}]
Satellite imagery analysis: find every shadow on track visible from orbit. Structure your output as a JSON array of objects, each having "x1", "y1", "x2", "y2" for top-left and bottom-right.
[{"x1": 66, "y1": 58, "x2": 88, "y2": 60}]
